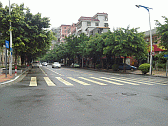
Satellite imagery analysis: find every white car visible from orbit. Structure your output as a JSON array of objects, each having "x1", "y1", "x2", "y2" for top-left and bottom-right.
[
  {"x1": 42, "y1": 62, "x2": 47, "y2": 66},
  {"x1": 32, "y1": 61, "x2": 40, "y2": 68},
  {"x1": 52, "y1": 62, "x2": 61, "y2": 68}
]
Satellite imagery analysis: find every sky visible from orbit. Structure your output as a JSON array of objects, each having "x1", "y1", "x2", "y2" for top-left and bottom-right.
[{"x1": 1, "y1": 0, "x2": 168, "y2": 32}]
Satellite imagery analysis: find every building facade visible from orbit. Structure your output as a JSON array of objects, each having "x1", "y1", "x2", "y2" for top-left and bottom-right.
[
  {"x1": 144, "y1": 28, "x2": 167, "y2": 56},
  {"x1": 76, "y1": 13, "x2": 110, "y2": 36},
  {"x1": 57, "y1": 13, "x2": 110, "y2": 43},
  {"x1": 60, "y1": 25, "x2": 71, "y2": 43}
]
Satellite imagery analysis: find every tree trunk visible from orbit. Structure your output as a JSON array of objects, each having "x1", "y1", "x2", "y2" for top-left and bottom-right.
[{"x1": 123, "y1": 56, "x2": 126, "y2": 73}]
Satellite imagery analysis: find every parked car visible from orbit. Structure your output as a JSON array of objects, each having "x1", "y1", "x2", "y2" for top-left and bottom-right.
[
  {"x1": 52, "y1": 62, "x2": 61, "y2": 68},
  {"x1": 70, "y1": 63, "x2": 80, "y2": 68},
  {"x1": 118, "y1": 63, "x2": 137, "y2": 70},
  {"x1": 32, "y1": 61, "x2": 40, "y2": 68},
  {"x1": 42, "y1": 62, "x2": 47, "y2": 66}
]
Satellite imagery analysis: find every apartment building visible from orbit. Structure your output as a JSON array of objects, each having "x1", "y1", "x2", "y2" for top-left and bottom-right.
[
  {"x1": 58, "y1": 13, "x2": 110, "y2": 43},
  {"x1": 67, "y1": 23, "x2": 77, "y2": 37},
  {"x1": 60, "y1": 25, "x2": 71, "y2": 42},
  {"x1": 144, "y1": 28, "x2": 167, "y2": 56},
  {"x1": 76, "y1": 13, "x2": 110, "y2": 36}
]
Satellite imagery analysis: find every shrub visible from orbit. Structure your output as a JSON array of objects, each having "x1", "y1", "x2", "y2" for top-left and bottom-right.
[
  {"x1": 156, "y1": 63, "x2": 166, "y2": 69},
  {"x1": 138, "y1": 63, "x2": 150, "y2": 74},
  {"x1": 112, "y1": 64, "x2": 119, "y2": 71},
  {"x1": 96, "y1": 64, "x2": 101, "y2": 69}
]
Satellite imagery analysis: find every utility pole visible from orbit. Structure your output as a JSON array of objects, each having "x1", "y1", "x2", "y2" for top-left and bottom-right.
[
  {"x1": 135, "y1": 5, "x2": 153, "y2": 75},
  {"x1": 9, "y1": 0, "x2": 13, "y2": 76}
]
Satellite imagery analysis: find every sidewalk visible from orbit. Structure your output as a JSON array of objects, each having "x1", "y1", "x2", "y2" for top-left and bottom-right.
[
  {"x1": 0, "y1": 66, "x2": 31, "y2": 85},
  {"x1": 0, "y1": 74, "x2": 15, "y2": 83}
]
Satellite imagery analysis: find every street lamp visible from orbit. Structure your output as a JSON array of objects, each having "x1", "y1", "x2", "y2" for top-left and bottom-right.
[
  {"x1": 135, "y1": 5, "x2": 153, "y2": 75},
  {"x1": 9, "y1": 0, "x2": 13, "y2": 76}
]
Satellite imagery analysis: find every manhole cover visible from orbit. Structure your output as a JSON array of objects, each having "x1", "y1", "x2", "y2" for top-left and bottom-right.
[
  {"x1": 122, "y1": 93, "x2": 137, "y2": 96},
  {"x1": 87, "y1": 94, "x2": 92, "y2": 96}
]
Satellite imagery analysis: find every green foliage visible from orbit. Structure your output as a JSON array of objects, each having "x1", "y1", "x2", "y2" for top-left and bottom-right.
[
  {"x1": 156, "y1": 63, "x2": 166, "y2": 69},
  {"x1": 0, "y1": 2, "x2": 54, "y2": 64},
  {"x1": 96, "y1": 64, "x2": 101, "y2": 69},
  {"x1": 138, "y1": 63, "x2": 150, "y2": 74},
  {"x1": 155, "y1": 16, "x2": 168, "y2": 50},
  {"x1": 112, "y1": 64, "x2": 119, "y2": 71}
]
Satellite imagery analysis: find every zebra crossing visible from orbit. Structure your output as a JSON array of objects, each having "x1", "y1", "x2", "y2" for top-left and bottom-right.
[{"x1": 28, "y1": 76, "x2": 168, "y2": 87}]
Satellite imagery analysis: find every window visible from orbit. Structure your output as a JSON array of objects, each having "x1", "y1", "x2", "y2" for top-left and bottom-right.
[
  {"x1": 62, "y1": 35, "x2": 64, "y2": 37},
  {"x1": 65, "y1": 30, "x2": 66, "y2": 33},
  {"x1": 64, "y1": 27, "x2": 66, "y2": 29},
  {"x1": 95, "y1": 23, "x2": 99, "y2": 26},
  {"x1": 146, "y1": 38, "x2": 149, "y2": 42},
  {"x1": 104, "y1": 23, "x2": 108, "y2": 27},
  {"x1": 105, "y1": 16, "x2": 108, "y2": 21},
  {"x1": 87, "y1": 22, "x2": 91, "y2": 26}
]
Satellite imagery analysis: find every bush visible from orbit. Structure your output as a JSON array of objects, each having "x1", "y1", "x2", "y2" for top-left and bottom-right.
[
  {"x1": 157, "y1": 63, "x2": 166, "y2": 69},
  {"x1": 112, "y1": 64, "x2": 119, "y2": 71},
  {"x1": 138, "y1": 63, "x2": 150, "y2": 74},
  {"x1": 96, "y1": 64, "x2": 101, "y2": 69}
]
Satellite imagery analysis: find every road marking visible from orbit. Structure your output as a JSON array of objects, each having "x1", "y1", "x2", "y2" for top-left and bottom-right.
[
  {"x1": 29, "y1": 77, "x2": 37, "y2": 86},
  {"x1": 44, "y1": 77, "x2": 56, "y2": 86},
  {"x1": 67, "y1": 77, "x2": 90, "y2": 85},
  {"x1": 90, "y1": 77, "x2": 124, "y2": 85},
  {"x1": 110, "y1": 77, "x2": 154, "y2": 85},
  {"x1": 40, "y1": 67, "x2": 47, "y2": 76},
  {"x1": 44, "y1": 67, "x2": 63, "y2": 76},
  {"x1": 101, "y1": 77, "x2": 139, "y2": 85},
  {"x1": 78, "y1": 77, "x2": 107, "y2": 85},
  {"x1": 56, "y1": 77, "x2": 74, "y2": 86}
]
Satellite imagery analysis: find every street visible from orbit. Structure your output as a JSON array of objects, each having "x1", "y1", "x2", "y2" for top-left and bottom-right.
[{"x1": 0, "y1": 65, "x2": 168, "y2": 126}]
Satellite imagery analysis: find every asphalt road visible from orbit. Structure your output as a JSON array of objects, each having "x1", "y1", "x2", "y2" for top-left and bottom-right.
[{"x1": 0, "y1": 65, "x2": 168, "y2": 126}]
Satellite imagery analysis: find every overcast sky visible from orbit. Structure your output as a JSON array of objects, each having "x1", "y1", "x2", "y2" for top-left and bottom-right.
[{"x1": 1, "y1": 0, "x2": 167, "y2": 32}]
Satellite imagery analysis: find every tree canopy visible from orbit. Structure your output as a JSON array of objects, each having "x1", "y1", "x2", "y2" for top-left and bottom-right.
[
  {"x1": 155, "y1": 16, "x2": 168, "y2": 50},
  {"x1": 42, "y1": 27, "x2": 148, "y2": 70},
  {"x1": 0, "y1": 2, "x2": 55, "y2": 64}
]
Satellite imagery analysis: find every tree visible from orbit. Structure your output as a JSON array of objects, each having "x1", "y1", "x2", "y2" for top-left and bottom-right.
[
  {"x1": 86, "y1": 33, "x2": 105, "y2": 69},
  {"x1": 0, "y1": 2, "x2": 55, "y2": 65},
  {"x1": 76, "y1": 33, "x2": 89, "y2": 68},
  {"x1": 155, "y1": 16, "x2": 168, "y2": 50},
  {"x1": 104, "y1": 27, "x2": 147, "y2": 72}
]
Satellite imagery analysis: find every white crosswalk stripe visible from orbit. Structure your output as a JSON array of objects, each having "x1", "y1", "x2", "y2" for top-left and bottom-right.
[
  {"x1": 67, "y1": 77, "x2": 90, "y2": 85},
  {"x1": 109, "y1": 77, "x2": 166, "y2": 85},
  {"x1": 29, "y1": 77, "x2": 37, "y2": 86},
  {"x1": 108, "y1": 77, "x2": 153, "y2": 85},
  {"x1": 101, "y1": 77, "x2": 140, "y2": 85},
  {"x1": 56, "y1": 77, "x2": 74, "y2": 86},
  {"x1": 28, "y1": 76, "x2": 167, "y2": 87},
  {"x1": 44, "y1": 77, "x2": 56, "y2": 86},
  {"x1": 90, "y1": 77, "x2": 124, "y2": 85},
  {"x1": 78, "y1": 77, "x2": 107, "y2": 85}
]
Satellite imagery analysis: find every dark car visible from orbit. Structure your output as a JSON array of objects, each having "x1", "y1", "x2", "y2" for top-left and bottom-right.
[{"x1": 118, "y1": 63, "x2": 137, "y2": 70}]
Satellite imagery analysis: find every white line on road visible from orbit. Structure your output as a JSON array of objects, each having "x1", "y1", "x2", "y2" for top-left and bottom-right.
[
  {"x1": 56, "y1": 77, "x2": 74, "y2": 86},
  {"x1": 29, "y1": 77, "x2": 37, "y2": 86},
  {"x1": 67, "y1": 77, "x2": 90, "y2": 85},
  {"x1": 44, "y1": 77, "x2": 56, "y2": 86},
  {"x1": 78, "y1": 77, "x2": 107, "y2": 86},
  {"x1": 90, "y1": 77, "x2": 124, "y2": 85}
]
